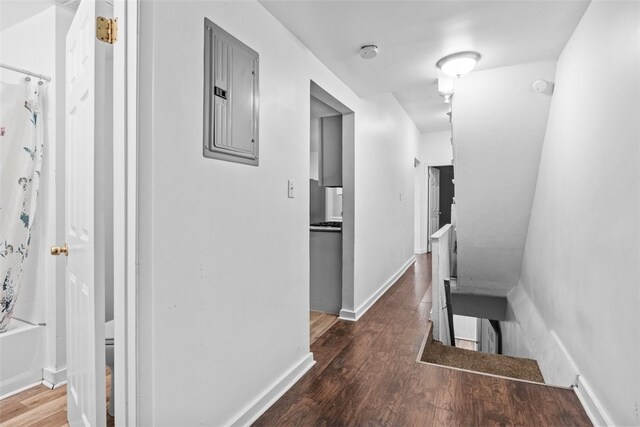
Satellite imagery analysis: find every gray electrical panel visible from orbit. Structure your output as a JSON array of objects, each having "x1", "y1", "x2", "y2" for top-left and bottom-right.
[{"x1": 203, "y1": 18, "x2": 259, "y2": 166}]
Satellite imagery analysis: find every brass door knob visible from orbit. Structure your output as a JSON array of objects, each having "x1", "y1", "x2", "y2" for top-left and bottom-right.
[{"x1": 51, "y1": 243, "x2": 69, "y2": 256}]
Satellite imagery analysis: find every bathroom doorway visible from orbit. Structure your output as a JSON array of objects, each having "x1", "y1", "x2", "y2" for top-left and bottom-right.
[
  {"x1": 0, "y1": 1, "x2": 138, "y2": 425},
  {"x1": 62, "y1": 0, "x2": 139, "y2": 425}
]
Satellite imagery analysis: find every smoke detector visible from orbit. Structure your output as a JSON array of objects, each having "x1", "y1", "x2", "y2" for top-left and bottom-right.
[
  {"x1": 532, "y1": 79, "x2": 554, "y2": 94},
  {"x1": 359, "y1": 45, "x2": 378, "y2": 60}
]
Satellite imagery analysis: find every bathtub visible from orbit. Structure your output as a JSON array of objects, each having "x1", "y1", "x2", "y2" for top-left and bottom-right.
[{"x1": 0, "y1": 319, "x2": 45, "y2": 398}]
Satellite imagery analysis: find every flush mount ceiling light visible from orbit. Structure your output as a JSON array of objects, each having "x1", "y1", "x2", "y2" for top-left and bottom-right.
[
  {"x1": 436, "y1": 51, "x2": 481, "y2": 78},
  {"x1": 359, "y1": 45, "x2": 378, "y2": 60}
]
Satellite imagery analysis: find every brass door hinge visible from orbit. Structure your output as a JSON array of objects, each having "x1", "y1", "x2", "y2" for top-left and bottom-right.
[{"x1": 96, "y1": 16, "x2": 118, "y2": 44}]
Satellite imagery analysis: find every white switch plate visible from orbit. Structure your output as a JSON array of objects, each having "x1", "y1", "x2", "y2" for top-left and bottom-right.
[{"x1": 288, "y1": 180, "x2": 295, "y2": 198}]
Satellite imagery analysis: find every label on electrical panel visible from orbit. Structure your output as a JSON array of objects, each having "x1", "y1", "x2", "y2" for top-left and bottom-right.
[{"x1": 214, "y1": 86, "x2": 227, "y2": 100}]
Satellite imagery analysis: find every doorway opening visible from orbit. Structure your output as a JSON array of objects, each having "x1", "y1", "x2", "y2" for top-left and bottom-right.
[
  {"x1": 308, "y1": 81, "x2": 354, "y2": 344},
  {"x1": 427, "y1": 165, "x2": 454, "y2": 252},
  {"x1": 0, "y1": 1, "x2": 138, "y2": 426},
  {"x1": 436, "y1": 166, "x2": 454, "y2": 225},
  {"x1": 309, "y1": 94, "x2": 341, "y2": 343}
]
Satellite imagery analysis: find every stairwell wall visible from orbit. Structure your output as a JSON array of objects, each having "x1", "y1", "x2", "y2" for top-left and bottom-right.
[
  {"x1": 452, "y1": 61, "x2": 556, "y2": 296},
  {"x1": 512, "y1": 2, "x2": 640, "y2": 425}
]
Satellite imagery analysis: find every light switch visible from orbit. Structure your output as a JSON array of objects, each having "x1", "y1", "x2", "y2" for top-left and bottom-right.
[{"x1": 288, "y1": 180, "x2": 295, "y2": 198}]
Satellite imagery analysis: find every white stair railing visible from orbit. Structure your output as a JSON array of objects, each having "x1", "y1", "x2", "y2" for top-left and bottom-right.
[{"x1": 431, "y1": 224, "x2": 454, "y2": 344}]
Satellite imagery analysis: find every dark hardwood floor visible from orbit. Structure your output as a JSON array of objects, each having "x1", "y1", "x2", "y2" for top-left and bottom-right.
[
  {"x1": 255, "y1": 254, "x2": 591, "y2": 426},
  {"x1": 0, "y1": 255, "x2": 590, "y2": 426}
]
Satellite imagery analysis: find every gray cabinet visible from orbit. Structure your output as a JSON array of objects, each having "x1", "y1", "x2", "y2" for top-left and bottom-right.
[
  {"x1": 319, "y1": 115, "x2": 342, "y2": 186},
  {"x1": 203, "y1": 18, "x2": 259, "y2": 166},
  {"x1": 310, "y1": 230, "x2": 342, "y2": 314}
]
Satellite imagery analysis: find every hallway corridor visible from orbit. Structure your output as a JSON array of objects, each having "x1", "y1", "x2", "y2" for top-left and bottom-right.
[{"x1": 255, "y1": 254, "x2": 591, "y2": 426}]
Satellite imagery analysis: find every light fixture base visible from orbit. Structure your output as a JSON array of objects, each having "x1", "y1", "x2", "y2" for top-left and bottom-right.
[{"x1": 436, "y1": 51, "x2": 481, "y2": 78}]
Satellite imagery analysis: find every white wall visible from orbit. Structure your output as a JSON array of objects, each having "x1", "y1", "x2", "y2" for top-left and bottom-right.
[
  {"x1": 0, "y1": 0, "x2": 52, "y2": 31},
  {"x1": 137, "y1": 1, "x2": 418, "y2": 425},
  {"x1": 452, "y1": 61, "x2": 556, "y2": 296},
  {"x1": 417, "y1": 131, "x2": 452, "y2": 167},
  {"x1": 513, "y1": 2, "x2": 640, "y2": 425},
  {"x1": 352, "y1": 92, "x2": 417, "y2": 310},
  {"x1": 0, "y1": 3, "x2": 73, "y2": 379}
]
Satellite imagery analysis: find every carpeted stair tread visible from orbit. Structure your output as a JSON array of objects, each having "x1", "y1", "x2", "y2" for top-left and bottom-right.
[{"x1": 421, "y1": 339, "x2": 545, "y2": 383}]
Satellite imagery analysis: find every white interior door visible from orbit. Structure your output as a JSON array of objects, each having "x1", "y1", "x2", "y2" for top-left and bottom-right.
[
  {"x1": 65, "y1": 0, "x2": 107, "y2": 425},
  {"x1": 428, "y1": 168, "x2": 440, "y2": 247},
  {"x1": 453, "y1": 315, "x2": 479, "y2": 343}
]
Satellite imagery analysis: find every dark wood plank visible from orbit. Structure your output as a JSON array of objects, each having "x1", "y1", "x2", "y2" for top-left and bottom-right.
[
  {"x1": 476, "y1": 397, "x2": 516, "y2": 426},
  {"x1": 433, "y1": 407, "x2": 478, "y2": 426},
  {"x1": 460, "y1": 369, "x2": 512, "y2": 408},
  {"x1": 349, "y1": 343, "x2": 418, "y2": 425},
  {"x1": 435, "y1": 366, "x2": 477, "y2": 414},
  {"x1": 388, "y1": 364, "x2": 439, "y2": 426},
  {"x1": 276, "y1": 321, "x2": 390, "y2": 425},
  {"x1": 507, "y1": 380, "x2": 591, "y2": 426},
  {"x1": 254, "y1": 322, "x2": 355, "y2": 426}
]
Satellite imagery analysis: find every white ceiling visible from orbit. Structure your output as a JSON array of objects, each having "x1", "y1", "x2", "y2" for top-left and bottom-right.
[
  {"x1": 0, "y1": 0, "x2": 55, "y2": 31},
  {"x1": 260, "y1": 0, "x2": 589, "y2": 133},
  {"x1": 0, "y1": 0, "x2": 78, "y2": 32}
]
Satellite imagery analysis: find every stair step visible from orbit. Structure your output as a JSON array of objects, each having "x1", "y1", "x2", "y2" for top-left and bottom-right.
[{"x1": 420, "y1": 339, "x2": 544, "y2": 383}]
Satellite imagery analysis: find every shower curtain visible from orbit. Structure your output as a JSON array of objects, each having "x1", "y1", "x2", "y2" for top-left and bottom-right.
[{"x1": 0, "y1": 81, "x2": 44, "y2": 333}]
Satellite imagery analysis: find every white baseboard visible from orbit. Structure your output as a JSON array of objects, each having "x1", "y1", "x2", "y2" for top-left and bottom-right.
[
  {"x1": 0, "y1": 381, "x2": 42, "y2": 400},
  {"x1": 42, "y1": 366, "x2": 66, "y2": 386},
  {"x1": 42, "y1": 379, "x2": 67, "y2": 389},
  {"x1": 549, "y1": 332, "x2": 613, "y2": 426},
  {"x1": 228, "y1": 353, "x2": 315, "y2": 427},
  {"x1": 338, "y1": 308, "x2": 357, "y2": 321},
  {"x1": 414, "y1": 248, "x2": 428, "y2": 254},
  {"x1": 507, "y1": 285, "x2": 613, "y2": 426},
  {"x1": 574, "y1": 374, "x2": 614, "y2": 426},
  {"x1": 339, "y1": 255, "x2": 416, "y2": 322}
]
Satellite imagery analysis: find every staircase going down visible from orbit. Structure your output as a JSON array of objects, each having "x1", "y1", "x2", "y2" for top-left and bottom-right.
[{"x1": 420, "y1": 322, "x2": 544, "y2": 383}]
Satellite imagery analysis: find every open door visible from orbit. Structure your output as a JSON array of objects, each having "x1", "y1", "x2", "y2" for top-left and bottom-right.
[
  {"x1": 63, "y1": 0, "x2": 108, "y2": 424},
  {"x1": 428, "y1": 167, "x2": 440, "y2": 250}
]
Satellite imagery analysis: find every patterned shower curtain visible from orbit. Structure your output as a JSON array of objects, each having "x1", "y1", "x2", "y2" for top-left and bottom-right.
[{"x1": 0, "y1": 81, "x2": 44, "y2": 333}]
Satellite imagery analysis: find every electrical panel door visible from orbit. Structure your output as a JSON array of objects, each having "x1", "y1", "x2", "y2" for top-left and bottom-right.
[{"x1": 204, "y1": 19, "x2": 259, "y2": 166}]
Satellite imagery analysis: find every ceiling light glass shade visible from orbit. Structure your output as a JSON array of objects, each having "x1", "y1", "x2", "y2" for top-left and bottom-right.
[{"x1": 436, "y1": 51, "x2": 481, "y2": 78}]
